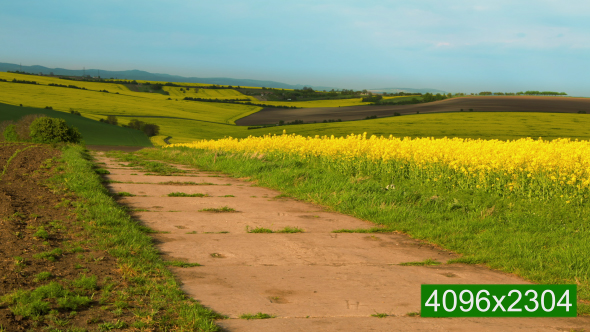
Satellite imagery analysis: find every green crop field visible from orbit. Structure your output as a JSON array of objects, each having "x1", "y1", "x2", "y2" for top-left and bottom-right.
[
  {"x1": 0, "y1": 72, "x2": 261, "y2": 142},
  {"x1": 243, "y1": 112, "x2": 590, "y2": 142},
  {"x1": 2, "y1": 72, "x2": 590, "y2": 143},
  {"x1": 163, "y1": 86, "x2": 258, "y2": 100},
  {"x1": 0, "y1": 103, "x2": 152, "y2": 146}
]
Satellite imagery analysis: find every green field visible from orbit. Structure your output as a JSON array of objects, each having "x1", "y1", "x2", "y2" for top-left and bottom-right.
[
  {"x1": 245, "y1": 111, "x2": 590, "y2": 141},
  {"x1": 0, "y1": 103, "x2": 152, "y2": 146},
  {"x1": 2, "y1": 72, "x2": 590, "y2": 143}
]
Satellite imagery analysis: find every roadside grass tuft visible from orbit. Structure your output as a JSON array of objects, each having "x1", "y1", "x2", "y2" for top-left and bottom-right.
[
  {"x1": 163, "y1": 261, "x2": 201, "y2": 268},
  {"x1": 199, "y1": 206, "x2": 236, "y2": 213},
  {"x1": 332, "y1": 227, "x2": 394, "y2": 233},
  {"x1": 276, "y1": 226, "x2": 304, "y2": 233},
  {"x1": 167, "y1": 192, "x2": 209, "y2": 197},
  {"x1": 116, "y1": 192, "x2": 135, "y2": 197},
  {"x1": 246, "y1": 226, "x2": 273, "y2": 233},
  {"x1": 94, "y1": 168, "x2": 110, "y2": 175},
  {"x1": 371, "y1": 312, "x2": 390, "y2": 318},
  {"x1": 158, "y1": 181, "x2": 215, "y2": 185},
  {"x1": 239, "y1": 312, "x2": 275, "y2": 320},
  {"x1": 399, "y1": 259, "x2": 441, "y2": 266}
]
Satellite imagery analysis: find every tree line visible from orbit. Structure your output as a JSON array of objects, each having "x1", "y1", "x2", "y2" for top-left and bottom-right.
[{"x1": 99, "y1": 116, "x2": 160, "y2": 137}]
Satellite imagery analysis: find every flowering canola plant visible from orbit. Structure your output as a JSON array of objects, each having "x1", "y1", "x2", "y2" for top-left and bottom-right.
[{"x1": 167, "y1": 133, "x2": 590, "y2": 201}]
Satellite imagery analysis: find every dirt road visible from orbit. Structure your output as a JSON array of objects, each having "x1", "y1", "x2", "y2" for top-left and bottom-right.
[{"x1": 95, "y1": 152, "x2": 590, "y2": 331}]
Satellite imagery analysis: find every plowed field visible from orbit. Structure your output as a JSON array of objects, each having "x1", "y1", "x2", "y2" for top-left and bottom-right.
[{"x1": 235, "y1": 96, "x2": 590, "y2": 125}]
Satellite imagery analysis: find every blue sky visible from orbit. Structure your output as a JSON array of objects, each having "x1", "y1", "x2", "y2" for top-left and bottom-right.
[{"x1": 1, "y1": 0, "x2": 589, "y2": 95}]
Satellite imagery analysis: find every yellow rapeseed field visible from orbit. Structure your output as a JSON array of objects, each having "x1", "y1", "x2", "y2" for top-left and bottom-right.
[{"x1": 168, "y1": 133, "x2": 590, "y2": 201}]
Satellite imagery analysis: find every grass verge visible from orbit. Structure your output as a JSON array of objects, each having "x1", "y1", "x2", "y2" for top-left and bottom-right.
[{"x1": 56, "y1": 145, "x2": 222, "y2": 330}]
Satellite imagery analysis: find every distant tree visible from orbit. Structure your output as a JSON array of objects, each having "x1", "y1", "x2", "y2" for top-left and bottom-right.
[
  {"x1": 106, "y1": 115, "x2": 118, "y2": 125},
  {"x1": 142, "y1": 123, "x2": 160, "y2": 136},
  {"x1": 29, "y1": 117, "x2": 81, "y2": 144}
]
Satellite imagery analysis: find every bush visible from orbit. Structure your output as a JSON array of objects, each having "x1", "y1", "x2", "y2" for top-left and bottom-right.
[
  {"x1": 2, "y1": 123, "x2": 18, "y2": 142},
  {"x1": 124, "y1": 119, "x2": 159, "y2": 136},
  {"x1": 15, "y1": 114, "x2": 46, "y2": 141},
  {"x1": 29, "y1": 117, "x2": 82, "y2": 144},
  {"x1": 100, "y1": 115, "x2": 118, "y2": 125}
]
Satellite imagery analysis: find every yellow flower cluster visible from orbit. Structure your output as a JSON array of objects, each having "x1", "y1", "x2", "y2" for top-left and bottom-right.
[{"x1": 168, "y1": 133, "x2": 590, "y2": 200}]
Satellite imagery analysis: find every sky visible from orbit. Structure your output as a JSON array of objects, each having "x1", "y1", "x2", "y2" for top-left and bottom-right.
[{"x1": 1, "y1": 0, "x2": 589, "y2": 95}]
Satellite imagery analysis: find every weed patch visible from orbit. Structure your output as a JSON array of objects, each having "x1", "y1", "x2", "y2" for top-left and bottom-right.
[
  {"x1": 398, "y1": 259, "x2": 441, "y2": 266},
  {"x1": 167, "y1": 192, "x2": 209, "y2": 197},
  {"x1": 239, "y1": 312, "x2": 275, "y2": 320},
  {"x1": 199, "y1": 206, "x2": 236, "y2": 213}
]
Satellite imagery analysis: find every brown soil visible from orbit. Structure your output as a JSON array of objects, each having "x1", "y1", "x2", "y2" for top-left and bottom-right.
[
  {"x1": 235, "y1": 96, "x2": 590, "y2": 125},
  {"x1": 0, "y1": 144, "x2": 131, "y2": 331},
  {"x1": 96, "y1": 152, "x2": 590, "y2": 331}
]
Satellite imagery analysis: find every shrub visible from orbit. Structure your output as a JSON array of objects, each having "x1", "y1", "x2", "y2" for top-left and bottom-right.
[
  {"x1": 15, "y1": 114, "x2": 46, "y2": 141},
  {"x1": 29, "y1": 117, "x2": 82, "y2": 144},
  {"x1": 100, "y1": 115, "x2": 118, "y2": 125},
  {"x1": 2, "y1": 124, "x2": 18, "y2": 142},
  {"x1": 124, "y1": 119, "x2": 159, "y2": 136}
]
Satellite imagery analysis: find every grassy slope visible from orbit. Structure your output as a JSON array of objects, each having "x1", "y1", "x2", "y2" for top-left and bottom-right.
[
  {"x1": 0, "y1": 72, "x2": 261, "y2": 142},
  {"x1": 0, "y1": 103, "x2": 152, "y2": 146},
  {"x1": 138, "y1": 147, "x2": 590, "y2": 315}
]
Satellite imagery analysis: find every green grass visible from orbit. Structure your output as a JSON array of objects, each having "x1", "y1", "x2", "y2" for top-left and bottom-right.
[
  {"x1": 163, "y1": 261, "x2": 201, "y2": 268},
  {"x1": 33, "y1": 248, "x2": 63, "y2": 262},
  {"x1": 398, "y1": 259, "x2": 441, "y2": 266},
  {"x1": 371, "y1": 312, "x2": 389, "y2": 318},
  {"x1": 246, "y1": 226, "x2": 273, "y2": 233},
  {"x1": 239, "y1": 312, "x2": 275, "y2": 320},
  {"x1": 158, "y1": 181, "x2": 205, "y2": 185},
  {"x1": 245, "y1": 226, "x2": 303, "y2": 233},
  {"x1": 167, "y1": 192, "x2": 209, "y2": 197},
  {"x1": 199, "y1": 206, "x2": 236, "y2": 213},
  {"x1": 332, "y1": 227, "x2": 393, "y2": 233},
  {"x1": 276, "y1": 226, "x2": 304, "y2": 233},
  {"x1": 0, "y1": 102, "x2": 152, "y2": 146},
  {"x1": 117, "y1": 192, "x2": 135, "y2": 197},
  {"x1": 34, "y1": 272, "x2": 53, "y2": 282},
  {"x1": 33, "y1": 226, "x2": 49, "y2": 239},
  {"x1": 136, "y1": 146, "x2": 590, "y2": 315},
  {"x1": 52, "y1": 145, "x2": 222, "y2": 330}
]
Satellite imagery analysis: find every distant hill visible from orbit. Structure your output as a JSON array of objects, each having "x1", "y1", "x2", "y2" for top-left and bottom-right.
[
  {"x1": 0, "y1": 62, "x2": 448, "y2": 94},
  {"x1": 0, "y1": 62, "x2": 336, "y2": 91},
  {"x1": 370, "y1": 87, "x2": 447, "y2": 94}
]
